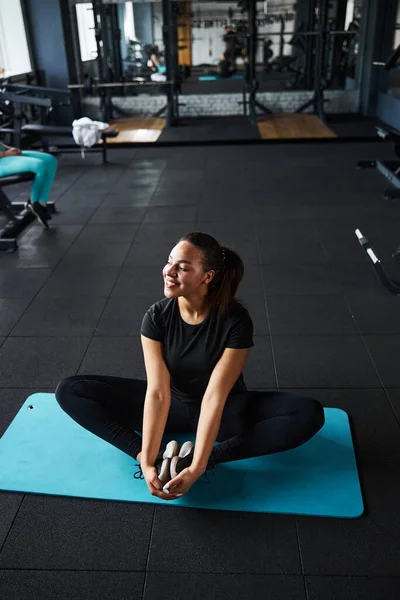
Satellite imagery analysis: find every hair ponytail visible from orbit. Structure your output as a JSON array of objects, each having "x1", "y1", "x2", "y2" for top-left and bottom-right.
[{"x1": 179, "y1": 232, "x2": 244, "y2": 314}]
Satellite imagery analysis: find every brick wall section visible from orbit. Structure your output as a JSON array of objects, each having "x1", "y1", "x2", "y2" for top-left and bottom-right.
[{"x1": 83, "y1": 90, "x2": 359, "y2": 120}]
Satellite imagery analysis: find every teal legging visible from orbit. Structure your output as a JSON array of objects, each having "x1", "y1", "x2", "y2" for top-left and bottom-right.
[{"x1": 0, "y1": 150, "x2": 58, "y2": 205}]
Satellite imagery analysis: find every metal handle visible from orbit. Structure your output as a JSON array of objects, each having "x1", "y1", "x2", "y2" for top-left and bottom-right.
[{"x1": 68, "y1": 80, "x2": 172, "y2": 90}]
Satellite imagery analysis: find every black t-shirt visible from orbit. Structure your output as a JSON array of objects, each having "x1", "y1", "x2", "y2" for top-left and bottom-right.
[{"x1": 140, "y1": 298, "x2": 254, "y2": 403}]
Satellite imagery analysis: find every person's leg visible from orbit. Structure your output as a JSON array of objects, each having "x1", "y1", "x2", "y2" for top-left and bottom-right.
[
  {"x1": 21, "y1": 151, "x2": 58, "y2": 205},
  {"x1": 211, "y1": 391, "x2": 325, "y2": 464},
  {"x1": 170, "y1": 396, "x2": 245, "y2": 470},
  {"x1": 0, "y1": 155, "x2": 39, "y2": 178},
  {"x1": 0, "y1": 153, "x2": 57, "y2": 227},
  {"x1": 55, "y1": 375, "x2": 192, "y2": 461}
]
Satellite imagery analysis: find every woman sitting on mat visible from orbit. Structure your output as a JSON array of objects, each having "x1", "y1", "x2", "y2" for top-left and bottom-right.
[
  {"x1": 55, "y1": 232, "x2": 325, "y2": 501},
  {"x1": 0, "y1": 144, "x2": 58, "y2": 228}
]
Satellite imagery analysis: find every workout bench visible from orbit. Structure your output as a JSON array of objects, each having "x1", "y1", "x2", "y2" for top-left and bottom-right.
[
  {"x1": 22, "y1": 124, "x2": 119, "y2": 164},
  {"x1": 1, "y1": 86, "x2": 119, "y2": 164}
]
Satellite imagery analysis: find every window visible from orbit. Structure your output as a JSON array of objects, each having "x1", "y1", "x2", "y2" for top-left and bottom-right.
[
  {"x1": 394, "y1": 0, "x2": 400, "y2": 50},
  {"x1": 345, "y1": 1, "x2": 355, "y2": 30},
  {"x1": 76, "y1": 3, "x2": 98, "y2": 62},
  {"x1": 0, "y1": 0, "x2": 32, "y2": 78},
  {"x1": 123, "y1": 2, "x2": 136, "y2": 43}
]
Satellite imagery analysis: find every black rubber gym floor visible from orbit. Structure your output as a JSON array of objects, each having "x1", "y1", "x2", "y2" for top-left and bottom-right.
[
  {"x1": 1, "y1": 141, "x2": 400, "y2": 599},
  {"x1": 158, "y1": 116, "x2": 260, "y2": 142},
  {"x1": 157, "y1": 115, "x2": 379, "y2": 143}
]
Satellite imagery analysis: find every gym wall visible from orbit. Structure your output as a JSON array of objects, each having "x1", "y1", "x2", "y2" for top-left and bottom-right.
[
  {"x1": 23, "y1": 0, "x2": 72, "y2": 124},
  {"x1": 24, "y1": 0, "x2": 69, "y2": 90}
]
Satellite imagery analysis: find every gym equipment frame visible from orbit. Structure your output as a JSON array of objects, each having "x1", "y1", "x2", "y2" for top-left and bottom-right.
[
  {"x1": 355, "y1": 229, "x2": 400, "y2": 295},
  {"x1": 357, "y1": 44, "x2": 400, "y2": 199}
]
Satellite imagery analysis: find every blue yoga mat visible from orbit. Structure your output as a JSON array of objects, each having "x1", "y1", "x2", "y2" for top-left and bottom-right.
[
  {"x1": 0, "y1": 394, "x2": 363, "y2": 518},
  {"x1": 199, "y1": 75, "x2": 244, "y2": 81}
]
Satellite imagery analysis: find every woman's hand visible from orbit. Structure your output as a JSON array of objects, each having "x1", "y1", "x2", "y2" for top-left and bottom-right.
[
  {"x1": 164, "y1": 466, "x2": 203, "y2": 496},
  {"x1": 141, "y1": 464, "x2": 183, "y2": 501},
  {"x1": 1, "y1": 148, "x2": 22, "y2": 157}
]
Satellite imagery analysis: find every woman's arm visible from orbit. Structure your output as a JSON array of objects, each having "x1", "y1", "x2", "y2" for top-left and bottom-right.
[
  {"x1": 191, "y1": 347, "x2": 250, "y2": 474},
  {"x1": 140, "y1": 335, "x2": 171, "y2": 468},
  {"x1": 0, "y1": 148, "x2": 22, "y2": 157}
]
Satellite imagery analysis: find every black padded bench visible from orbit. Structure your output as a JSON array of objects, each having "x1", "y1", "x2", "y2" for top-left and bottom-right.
[
  {"x1": 22, "y1": 124, "x2": 119, "y2": 164},
  {"x1": 0, "y1": 172, "x2": 55, "y2": 252},
  {"x1": 0, "y1": 172, "x2": 35, "y2": 188}
]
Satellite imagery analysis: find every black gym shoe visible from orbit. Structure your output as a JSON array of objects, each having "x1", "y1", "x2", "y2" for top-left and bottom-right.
[
  {"x1": 29, "y1": 200, "x2": 52, "y2": 220},
  {"x1": 42, "y1": 203, "x2": 52, "y2": 220},
  {"x1": 26, "y1": 200, "x2": 50, "y2": 228}
]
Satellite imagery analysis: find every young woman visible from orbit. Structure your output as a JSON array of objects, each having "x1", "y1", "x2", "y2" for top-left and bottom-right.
[
  {"x1": 55, "y1": 232, "x2": 325, "y2": 502},
  {"x1": 0, "y1": 144, "x2": 58, "y2": 228}
]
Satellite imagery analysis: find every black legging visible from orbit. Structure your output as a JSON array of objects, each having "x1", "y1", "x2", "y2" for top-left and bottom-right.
[{"x1": 55, "y1": 375, "x2": 325, "y2": 466}]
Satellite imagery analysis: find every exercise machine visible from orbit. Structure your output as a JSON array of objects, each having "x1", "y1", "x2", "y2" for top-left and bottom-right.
[
  {"x1": 354, "y1": 45, "x2": 400, "y2": 293},
  {"x1": 238, "y1": 0, "x2": 358, "y2": 124},
  {"x1": 244, "y1": 0, "x2": 272, "y2": 124},
  {"x1": 358, "y1": 124, "x2": 400, "y2": 200},
  {"x1": 357, "y1": 44, "x2": 400, "y2": 199},
  {"x1": 0, "y1": 83, "x2": 119, "y2": 163},
  {"x1": 68, "y1": 78, "x2": 175, "y2": 125},
  {"x1": 355, "y1": 229, "x2": 400, "y2": 295},
  {"x1": 75, "y1": 0, "x2": 179, "y2": 126}
]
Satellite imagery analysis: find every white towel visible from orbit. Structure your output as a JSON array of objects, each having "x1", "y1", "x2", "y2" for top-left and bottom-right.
[
  {"x1": 72, "y1": 117, "x2": 109, "y2": 158},
  {"x1": 150, "y1": 73, "x2": 167, "y2": 82}
]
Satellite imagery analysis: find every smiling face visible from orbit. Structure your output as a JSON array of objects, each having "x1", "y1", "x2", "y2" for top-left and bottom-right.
[{"x1": 163, "y1": 241, "x2": 215, "y2": 300}]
